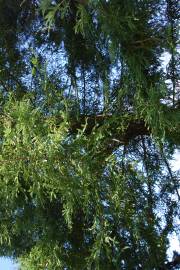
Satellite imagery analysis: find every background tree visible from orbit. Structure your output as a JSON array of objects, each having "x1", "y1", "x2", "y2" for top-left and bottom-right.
[{"x1": 0, "y1": 0, "x2": 179, "y2": 269}]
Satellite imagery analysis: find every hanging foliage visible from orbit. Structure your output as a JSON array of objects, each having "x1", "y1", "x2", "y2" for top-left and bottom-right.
[{"x1": 0, "y1": 0, "x2": 179, "y2": 269}]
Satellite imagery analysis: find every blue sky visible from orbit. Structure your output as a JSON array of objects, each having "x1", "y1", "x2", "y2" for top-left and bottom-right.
[{"x1": 0, "y1": 258, "x2": 18, "y2": 270}]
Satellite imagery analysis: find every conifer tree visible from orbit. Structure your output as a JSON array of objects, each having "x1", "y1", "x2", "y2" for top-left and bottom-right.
[{"x1": 0, "y1": 0, "x2": 179, "y2": 269}]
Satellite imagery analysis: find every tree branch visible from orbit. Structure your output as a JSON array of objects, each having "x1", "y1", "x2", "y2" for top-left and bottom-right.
[{"x1": 69, "y1": 114, "x2": 149, "y2": 140}]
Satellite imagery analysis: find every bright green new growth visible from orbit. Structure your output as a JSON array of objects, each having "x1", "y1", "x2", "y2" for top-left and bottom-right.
[{"x1": 0, "y1": 0, "x2": 179, "y2": 269}]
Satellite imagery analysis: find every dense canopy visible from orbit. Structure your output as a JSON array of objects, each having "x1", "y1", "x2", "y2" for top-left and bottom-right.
[{"x1": 0, "y1": 0, "x2": 179, "y2": 269}]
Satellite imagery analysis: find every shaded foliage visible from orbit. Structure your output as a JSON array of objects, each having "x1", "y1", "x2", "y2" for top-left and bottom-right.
[{"x1": 0, "y1": 0, "x2": 179, "y2": 269}]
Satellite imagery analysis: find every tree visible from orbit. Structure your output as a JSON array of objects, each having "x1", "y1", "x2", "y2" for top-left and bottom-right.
[{"x1": 0, "y1": 0, "x2": 179, "y2": 269}]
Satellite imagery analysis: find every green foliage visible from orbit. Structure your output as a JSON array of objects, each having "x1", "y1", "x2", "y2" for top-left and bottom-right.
[
  {"x1": 0, "y1": 0, "x2": 179, "y2": 269},
  {"x1": 40, "y1": 0, "x2": 70, "y2": 30},
  {"x1": 19, "y1": 243, "x2": 64, "y2": 270}
]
